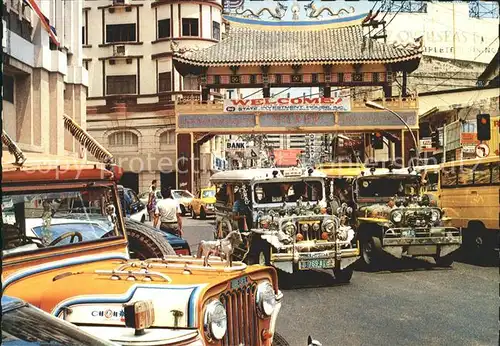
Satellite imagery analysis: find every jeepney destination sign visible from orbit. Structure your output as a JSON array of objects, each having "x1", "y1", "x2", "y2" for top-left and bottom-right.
[{"x1": 223, "y1": 96, "x2": 351, "y2": 113}]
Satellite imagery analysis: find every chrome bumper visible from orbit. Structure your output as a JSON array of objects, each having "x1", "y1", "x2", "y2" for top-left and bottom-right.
[
  {"x1": 269, "y1": 290, "x2": 283, "y2": 345},
  {"x1": 382, "y1": 227, "x2": 462, "y2": 258}
]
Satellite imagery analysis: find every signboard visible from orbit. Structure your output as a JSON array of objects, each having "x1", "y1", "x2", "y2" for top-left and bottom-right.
[
  {"x1": 461, "y1": 132, "x2": 479, "y2": 145},
  {"x1": 475, "y1": 143, "x2": 490, "y2": 158},
  {"x1": 462, "y1": 145, "x2": 476, "y2": 154},
  {"x1": 226, "y1": 141, "x2": 246, "y2": 151},
  {"x1": 223, "y1": 96, "x2": 351, "y2": 113},
  {"x1": 274, "y1": 149, "x2": 303, "y2": 167},
  {"x1": 420, "y1": 138, "x2": 433, "y2": 151}
]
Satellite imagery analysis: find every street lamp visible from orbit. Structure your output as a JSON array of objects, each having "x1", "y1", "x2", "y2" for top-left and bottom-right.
[{"x1": 365, "y1": 100, "x2": 420, "y2": 163}]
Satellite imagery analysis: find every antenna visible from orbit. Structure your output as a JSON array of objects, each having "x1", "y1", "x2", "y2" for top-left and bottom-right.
[
  {"x1": 63, "y1": 114, "x2": 114, "y2": 167},
  {"x1": 2, "y1": 130, "x2": 27, "y2": 166}
]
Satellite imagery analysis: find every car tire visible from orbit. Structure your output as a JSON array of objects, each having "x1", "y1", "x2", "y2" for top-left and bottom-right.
[
  {"x1": 200, "y1": 207, "x2": 207, "y2": 220},
  {"x1": 360, "y1": 235, "x2": 384, "y2": 271},
  {"x1": 272, "y1": 332, "x2": 290, "y2": 346},
  {"x1": 140, "y1": 215, "x2": 146, "y2": 223},
  {"x1": 124, "y1": 219, "x2": 176, "y2": 260},
  {"x1": 248, "y1": 240, "x2": 270, "y2": 266},
  {"x1": 434, "y1": 254, "x2": 454, "y2": 267},
  {"x1": 191, "y1": 210, "x2": 197, "y2": 219},
  {"x1": 333, "y1": 266, "x2": 354, "y2": 283},
  {"x1": 180, "y1": 205, "x2": 187, "y2": 216}
]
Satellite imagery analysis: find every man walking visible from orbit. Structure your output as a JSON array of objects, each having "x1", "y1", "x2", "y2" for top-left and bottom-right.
[{"x1": 155, "y1": 189, "x2": 183, "y2": 237}]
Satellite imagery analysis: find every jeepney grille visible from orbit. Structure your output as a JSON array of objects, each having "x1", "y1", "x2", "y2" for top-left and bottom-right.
[
  {"x1": 297, "y1": 222, "x2": 322, "y2": 241},
  {"x1": 220, "y1": 283, "x2": 258, "y2": 346}
]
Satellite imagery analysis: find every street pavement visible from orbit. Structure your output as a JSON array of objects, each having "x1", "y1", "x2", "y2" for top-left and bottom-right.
[{"x1": 179, "y1": 216, "x2": 498, "y2": 346}]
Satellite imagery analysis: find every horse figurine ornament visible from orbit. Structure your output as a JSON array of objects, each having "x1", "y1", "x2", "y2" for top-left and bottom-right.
[
  {"x1": 196, "y1": 231, "x2": 243, "y2": 267},
  {"x1": 308, "y1": 335, "x2": 323, "y2": 346}
]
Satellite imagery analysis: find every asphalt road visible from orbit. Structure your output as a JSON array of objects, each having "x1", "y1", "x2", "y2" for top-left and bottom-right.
[{"x1": 180, "y1": 216, "x2": 498, "y2": 346}]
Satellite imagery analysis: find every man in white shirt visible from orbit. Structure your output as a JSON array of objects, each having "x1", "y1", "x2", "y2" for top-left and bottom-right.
[{"x1": 155, "y1": 190, "x2": 183, "y2": 237}]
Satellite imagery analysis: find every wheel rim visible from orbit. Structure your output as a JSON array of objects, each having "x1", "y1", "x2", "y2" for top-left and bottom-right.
[
  {"x1": 475, "y1": 236, "x2": 483, "y2": 248},
  {"x1": 258, "y1": 252, "x2": 266, "y2": 265}
]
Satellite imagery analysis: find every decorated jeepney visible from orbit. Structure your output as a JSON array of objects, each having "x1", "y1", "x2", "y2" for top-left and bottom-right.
[
  {"x1": 352, "y1": 167, "x2": 462, "y2": 269},
  {"x1": 211, "y1": 167, "x2": 359, "y2": 283},
  {"x1": 1, "y1": 129, "x2": 283, "y2": 346}
]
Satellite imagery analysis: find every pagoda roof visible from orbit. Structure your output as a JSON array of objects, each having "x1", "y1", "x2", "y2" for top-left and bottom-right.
[{"x1": 173, "y1": 14, "x2": 423, "y2": 67}]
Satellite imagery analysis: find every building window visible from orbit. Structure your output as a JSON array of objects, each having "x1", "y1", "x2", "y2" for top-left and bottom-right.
[
  {"x1": 158, "y1": 72, "x2": 172, "y2": 92},
  {"x1": 106, "y1": 23, "x2": 136, "y2": 43},
  {"x1": 157, "y1": 18, "x2": 170, "y2": 39},
  {"x1": 4, "y1": 74, "x2": 14, "y2": 103},
  {"x1": 108, "y1": 131, "x2": 138, "y2": 147},
  {"x1": 181, "y1": 18, "x2": 198, "y2": 37},
  {"x1": 160, "y1": 130, "x2": 175, "y2": 150},
  {"x1": 183, "y1": 75, "x2": 199, "y2": 91},
  {"x1": 83, "y1": 60, "x2": 90, "y2": 70},
  {"x1": 82, "y1": 26, "x2": 85, "y2": 45},
  {"x1": 106, "y1": 75, "x2": 136, "y2": 95},
  {"x1": 212, "y1": 21, "x2": 220, "y2": 41}
]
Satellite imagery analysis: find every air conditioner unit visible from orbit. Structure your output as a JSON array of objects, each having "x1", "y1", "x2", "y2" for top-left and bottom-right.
[{"x1": 113, "y1": 45, "x2": 126, "y2": 56}]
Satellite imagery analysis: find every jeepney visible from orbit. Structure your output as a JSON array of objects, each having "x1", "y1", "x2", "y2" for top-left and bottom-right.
[
  {"x1": 352, "y1": 167, "x2": 462, "y2": 270},
  {"x1": 211, "y1": 167, "x2": 359, "y2": 283},
  {"x1": 1, "y1": 150, "x2": 283, "y2": 346}
]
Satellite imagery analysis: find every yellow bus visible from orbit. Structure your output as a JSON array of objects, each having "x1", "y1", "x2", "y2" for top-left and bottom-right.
[{"x1": 439, "y1": 156, "x2": 499, "y2": 261}]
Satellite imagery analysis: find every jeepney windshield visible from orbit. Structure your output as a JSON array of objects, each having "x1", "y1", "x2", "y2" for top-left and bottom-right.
[
  {"x1": 357, "y1": 175, "x2": 420, "y2": 198},
  {"x1": 1, "y1": 185, "x2": 123, "y2": 257},
  {"x1": 254, "y1": 180, "x2": 323, "y2": 204}
]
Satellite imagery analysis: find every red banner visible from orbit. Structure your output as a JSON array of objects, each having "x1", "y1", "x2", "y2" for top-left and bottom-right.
[{"x1": 274, "y1": 149, "x2": 303, "y2": 167}]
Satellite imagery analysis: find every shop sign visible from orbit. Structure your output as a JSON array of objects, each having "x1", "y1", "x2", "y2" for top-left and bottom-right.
[
  {"x1": 460, "y1": 132, "x2": 479, "y2": 145},
  {"x1": 223, "y1": 96, "x2": 351, "y2": 113},
  {"x1": 462, "y1": 145, "x2": 476, "y2": 154}
]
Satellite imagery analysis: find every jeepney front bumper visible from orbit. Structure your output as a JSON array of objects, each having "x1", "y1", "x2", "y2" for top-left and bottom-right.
[
  {"x1": 270, "y1": 240, "x2": 360, "y2": 273},
  {"x1": 382, "y1": 227, "x2": 462, "y2": 258}
]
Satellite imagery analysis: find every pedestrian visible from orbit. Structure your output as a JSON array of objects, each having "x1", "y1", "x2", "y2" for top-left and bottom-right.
[
  {"x1": 155, "y1": 189, "x2": 183, "y2": 237},
  {"x1": 147, "y1": 180, "x2": 158, "y2": 225},
  {"x1": 232, "y1": 190, "x2": 249, "y2": 231}
]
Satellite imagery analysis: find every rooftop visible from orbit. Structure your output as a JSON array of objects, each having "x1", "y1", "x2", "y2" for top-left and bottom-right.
[{"x1": 173, "y1": 14, "x2": 423, "y2": 67}]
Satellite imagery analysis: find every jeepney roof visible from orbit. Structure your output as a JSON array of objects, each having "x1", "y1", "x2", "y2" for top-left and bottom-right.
[
  {"x1": 2, "y1": 151, "x2": 116, "y2": 183},
  {"x1": 316, "y1": 163, "x2": 365, "y2": 178},
  {"x1": 210, "y1": 167, "x2": 326, "y2": 183},
  {"x1": 358, "y1": 167, "x2": 420, "y2": 178}
]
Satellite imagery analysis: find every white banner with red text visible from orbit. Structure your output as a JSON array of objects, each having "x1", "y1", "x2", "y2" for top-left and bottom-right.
[{"x1": 223, "y1": 96, "x2": 351, "y2": 113}]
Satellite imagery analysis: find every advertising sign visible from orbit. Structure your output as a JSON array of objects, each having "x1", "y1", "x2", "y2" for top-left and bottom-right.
[
  {"x1": 420, "y1": 138, "x2": 433, "y2": 151},
  {"x1": 223, "y1": 96, "x2": 351, "y2": 113}
]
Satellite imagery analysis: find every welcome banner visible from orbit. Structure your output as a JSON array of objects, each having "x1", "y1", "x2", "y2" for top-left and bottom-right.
[{"x1": 223, "y1": 96, "x2": 351, "y2": 113}]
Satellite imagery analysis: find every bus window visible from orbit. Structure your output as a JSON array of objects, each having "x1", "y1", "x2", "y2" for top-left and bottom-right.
[
  {"x1": 492, "y1": 162, "x2": 499, "y2": 184},
  {"x1": 425, "y1": 172, "x2": 439, "y2": 191},
  {"x1": 441, "y1": 167, "x2": 457, "y2": 187},
  {"x1": 473, "y1": 164, "x2": 491, "y2": 185},
  {"x1": 458, "y1": 165, "x2": 474, "y2": 185}
]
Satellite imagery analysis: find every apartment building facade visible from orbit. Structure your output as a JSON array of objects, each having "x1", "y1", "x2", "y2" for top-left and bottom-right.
[
  {"x1": 83, "y1": 0, "x2": 224, "y2": 193},
  {"x1": 2, "y1": 0, "x2": 87, "y2": 157}
]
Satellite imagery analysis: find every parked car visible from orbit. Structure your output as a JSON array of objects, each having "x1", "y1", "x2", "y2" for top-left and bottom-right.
[
  {"x1": 2, "y1": 150, "x2": 283, "y2": 346},
  {"x1": 171, "y1": 189, "x2": 195, "y2": 215},
  {"x1": 2, "y1": 295, "x2": 118, "y2": 345},
  {"x1": 190, "y1": 186, "x2": 216, "y2": 219},
  {"x1": 117, "y1": 185, "x2": 147, "y2": 223},
  {"x1": 138, "y1": 189, "x2": 163, "y2": 206}
]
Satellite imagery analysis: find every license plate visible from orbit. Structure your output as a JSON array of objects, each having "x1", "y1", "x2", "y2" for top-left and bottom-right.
[
  {"x1": 298, "y1": 258, "x2": 335, "y2": 270},
  {"x1": 402, "y1": 230, "x2": 415, "y2": 237}
]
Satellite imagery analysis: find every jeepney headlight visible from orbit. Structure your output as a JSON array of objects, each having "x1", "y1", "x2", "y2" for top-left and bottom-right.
[
  {"x1": 322, "y1": 220, "x2": 335, "y2": 233},
  {"x1": 256, "y1": 281, "x2": 276, "y2": 317},
  {"x1": 203, "y1": 300, "x2": 227, "y2": 341},
  {"x1": 301, "y1": 223, "x2": 310, "y2": 232},
  {"x1": 312, "y1": 223, "x2": 320, "y2": 231},
  {"x1": 391, "y1": 210, "x2": 403, "y2": 224},
  {"x1": 431, "y1": 209, "x2": 440, "y2": 222},
  {"x1": 284, "y1": 221, "x2": 296, "y2": 235}
]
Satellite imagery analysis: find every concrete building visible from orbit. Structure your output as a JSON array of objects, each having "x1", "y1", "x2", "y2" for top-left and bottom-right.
[
  {"x1": 83, "y1": 0, "x2": 225, "y2": 194},
  {"x1": 2, "y1": 0, "x2": 87, "y2": 157}
]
